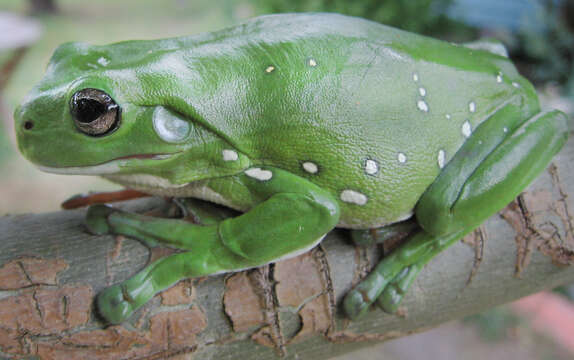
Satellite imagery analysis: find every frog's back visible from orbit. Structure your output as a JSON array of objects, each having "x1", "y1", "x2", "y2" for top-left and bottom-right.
[
  {"x1": 165, "y1": 14, "x2": 536, "y2": 228},
  {"x1": 95, "y1": 14, "x2": 539, "y2": 229}
]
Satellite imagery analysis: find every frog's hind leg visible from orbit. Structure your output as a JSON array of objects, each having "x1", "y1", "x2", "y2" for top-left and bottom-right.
[{"x1": 343, "y1": 108, "x2": 568, "y2": 319}]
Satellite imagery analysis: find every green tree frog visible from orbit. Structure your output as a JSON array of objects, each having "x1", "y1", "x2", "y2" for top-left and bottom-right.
[{"x1": 14, "y1": 13, "x2": 569, "y2": 324}]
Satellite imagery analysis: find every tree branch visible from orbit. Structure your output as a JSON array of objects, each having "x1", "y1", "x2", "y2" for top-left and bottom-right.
[{"x1": 0, "y1": 139, "x2": 573, "y2": 359}]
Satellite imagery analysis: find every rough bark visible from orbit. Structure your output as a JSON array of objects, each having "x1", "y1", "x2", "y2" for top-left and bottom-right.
[{"x1": 0, "y1": 138, "x2": 573, "y2": 359}]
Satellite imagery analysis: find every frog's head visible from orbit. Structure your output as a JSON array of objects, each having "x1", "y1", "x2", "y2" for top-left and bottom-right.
[{"x1": 15, "y1": 41, "x2": 249, "y2": 186}]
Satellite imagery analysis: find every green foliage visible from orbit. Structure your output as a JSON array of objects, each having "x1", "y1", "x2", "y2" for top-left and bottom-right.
[
  {"x1": 514, "y1": 0, "x2": 574, "y2": 92},
  {"x1": 249, "y1": 0, "x2": 456, "y2": 35}
]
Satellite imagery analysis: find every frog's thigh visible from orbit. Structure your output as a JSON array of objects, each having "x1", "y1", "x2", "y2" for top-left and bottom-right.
[
  {"x1": 344, "y1": 109, "x2": 568, "y2": 319},
  {"x1": 418, "y1": 109, "x2": 568, "y2": 235}
]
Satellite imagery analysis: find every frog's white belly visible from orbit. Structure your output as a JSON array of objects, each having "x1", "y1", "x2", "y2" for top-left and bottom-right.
[
  {"x1": 104, "y1": 173, "x2": 248, "y2": 212},
  {"x1": 104, "y1": 173, "x2": 414, "y2": 229}
]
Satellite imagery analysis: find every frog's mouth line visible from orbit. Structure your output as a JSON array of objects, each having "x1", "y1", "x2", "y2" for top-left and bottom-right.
[{"x1": 36, "y1": 153, "x2": 178, "y2": 175}]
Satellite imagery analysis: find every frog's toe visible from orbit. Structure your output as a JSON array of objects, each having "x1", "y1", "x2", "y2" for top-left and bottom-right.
[
  {"x1": 377, "y1": 263, "x2": 422, "y2": 313},
  {"x1": 377, "y1": 285, "x2": 403, "y2": 313},
  {"x1": 343, "y1": 289, "x2": 369, "y2": 319},
  {"x1": 343, "y1": 280, "x2": 385, "y2": 319},
  {"x1": 85, "y1": 204, "x2": 115, "y2": 235},
  {"x1": 97, "y1": 284, "x2": 135, "y2": 324}
]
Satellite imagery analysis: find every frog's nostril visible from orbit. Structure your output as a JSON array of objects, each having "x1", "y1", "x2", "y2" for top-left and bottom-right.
[{"x1": 23, "y1": 120, "x2": 34, "y2": 130}]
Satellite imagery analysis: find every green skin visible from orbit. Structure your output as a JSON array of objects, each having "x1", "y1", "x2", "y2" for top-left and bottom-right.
[{"x1": 15, "y1": 13, "x2": 569, "y2": 324}]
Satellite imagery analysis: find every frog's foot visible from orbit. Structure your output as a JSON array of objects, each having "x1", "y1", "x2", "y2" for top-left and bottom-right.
[
  {"x1": 96, "y1": 253, "x2": 201, "y2": 324},
  {"x1": 97, "y1": 284, "x2": 136, "y2": 325},
  {"x1": 344, "y1": 230, "x2": 456, "y2": 318}
]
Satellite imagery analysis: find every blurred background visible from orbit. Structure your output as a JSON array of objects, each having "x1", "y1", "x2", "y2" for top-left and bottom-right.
[{"x1": 1, "y1": 0, "x2": 573, "y2": 358}]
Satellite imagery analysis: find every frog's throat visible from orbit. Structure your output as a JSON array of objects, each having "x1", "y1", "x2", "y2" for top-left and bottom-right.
[{"x1": 35, "y1": 154, "x2": 174, "y2": 175}]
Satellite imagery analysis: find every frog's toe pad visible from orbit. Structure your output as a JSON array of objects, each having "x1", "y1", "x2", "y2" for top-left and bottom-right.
[
  {"x1": 377, "y1": 285, "x2": 403, "y2": 313},
  {"x1": 343, "y1": 286, "x2": 377, "y2": 320},
  {"x1": 97, "y1": 284, "x2": 134, "y2": 324},
  {"x1": 85, "y1": 204, "x2": 115, "y2": 235},
  {"x1": 377, "y1": 264, "x2": 421, "y2": 313}
]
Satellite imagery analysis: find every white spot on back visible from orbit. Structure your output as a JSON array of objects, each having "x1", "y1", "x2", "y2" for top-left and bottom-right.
[
  {"x1": 469, "y1": 101, "x2": 476, "y2": 113},
  {"x1": 419, "y1": 87, "x2": 426, "y2": 96},
  {"x1": 417, "y1": 100, "x2": 429, "y2": 112},
  {"x1": 496, "y1": 73, "x2": 503, "y2": 83},
  {"x1": 446, "y1": 114, "x2": 451, "y2": 120},
  {"x1": 308, "y1": 58, "x2": 317, "y2": 67},
  {"x1": 340, "y1": 190, "x2": 368, "y2": 206},
  {"x1": 245, "y1": 168, "x2": 273, "y2": 181},
  {"x1": 397, "y1": 152, "x2": 407, "y2": 163},
  {"x1": 462, "y1": 120, "x2": 472, "y2": 138},
  {"x1": 222, "y1": 149, "x2": 238, "y2": 161},
  {"x1": 152, "y1": 106, "x2": 190, "y2": 143},
  {"x1": 364, "y1": 159, "x2": 378, "y2": 175},
  {"x1": 503, "y1": 127, "x2": 508, "y2": 133},
  {"x1": 302, "y1": 161, "x2": 318, "y2": 174},
  {"x1": 437, "y1": 150, "x2": 446, "y2": 169},
  {"x1": 97, "y1": 57, "x2": 109, "y2": 66},
  {"x1": 265, "y1": 65, "x2": 275, "y2": 73},
  {"x1": 512, "y1": 82, "x2": 521, "y2": 88},
  {"x1": 413, "y1": 73, "x2": 419, "y2": 82}
]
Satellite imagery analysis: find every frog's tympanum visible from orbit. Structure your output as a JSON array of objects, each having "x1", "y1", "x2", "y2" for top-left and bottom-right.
[{"x1": 15, "y1": 14, "x2": 569, "y2": 324}]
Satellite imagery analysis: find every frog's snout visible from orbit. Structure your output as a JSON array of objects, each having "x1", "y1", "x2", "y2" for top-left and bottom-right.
[{"x1": 14, "y1": 105, "x2": 35, "y2": 133}]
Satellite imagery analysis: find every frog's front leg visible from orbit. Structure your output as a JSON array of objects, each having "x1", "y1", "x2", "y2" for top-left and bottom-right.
[
  {"x1": 89, "y1": 167, "x2": 340, "y2": 324},
  {"x1": 344, "y1": 108, "x2": 568, "y2": 319}
]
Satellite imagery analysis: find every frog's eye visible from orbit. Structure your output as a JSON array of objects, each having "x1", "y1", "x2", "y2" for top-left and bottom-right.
[{"x1": 70, "y1": 88, "x2": 120, "y2": 136}]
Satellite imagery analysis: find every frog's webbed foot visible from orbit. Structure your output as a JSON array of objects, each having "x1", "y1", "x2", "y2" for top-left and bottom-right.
[
  {"x1": 344, "y1": 230, "x2": 458, "y2": 318},
  {"x1": 344, "y1": 109, "x2": 568, "y2": 319},
  {"x1": 97, "y1": 252, "x2": 213, "y2": 324}
]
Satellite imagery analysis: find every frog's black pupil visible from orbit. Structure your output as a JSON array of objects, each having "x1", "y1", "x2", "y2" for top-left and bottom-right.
[{"x1": 76, "y1": 98, "x2": 106, "y2": 123}]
